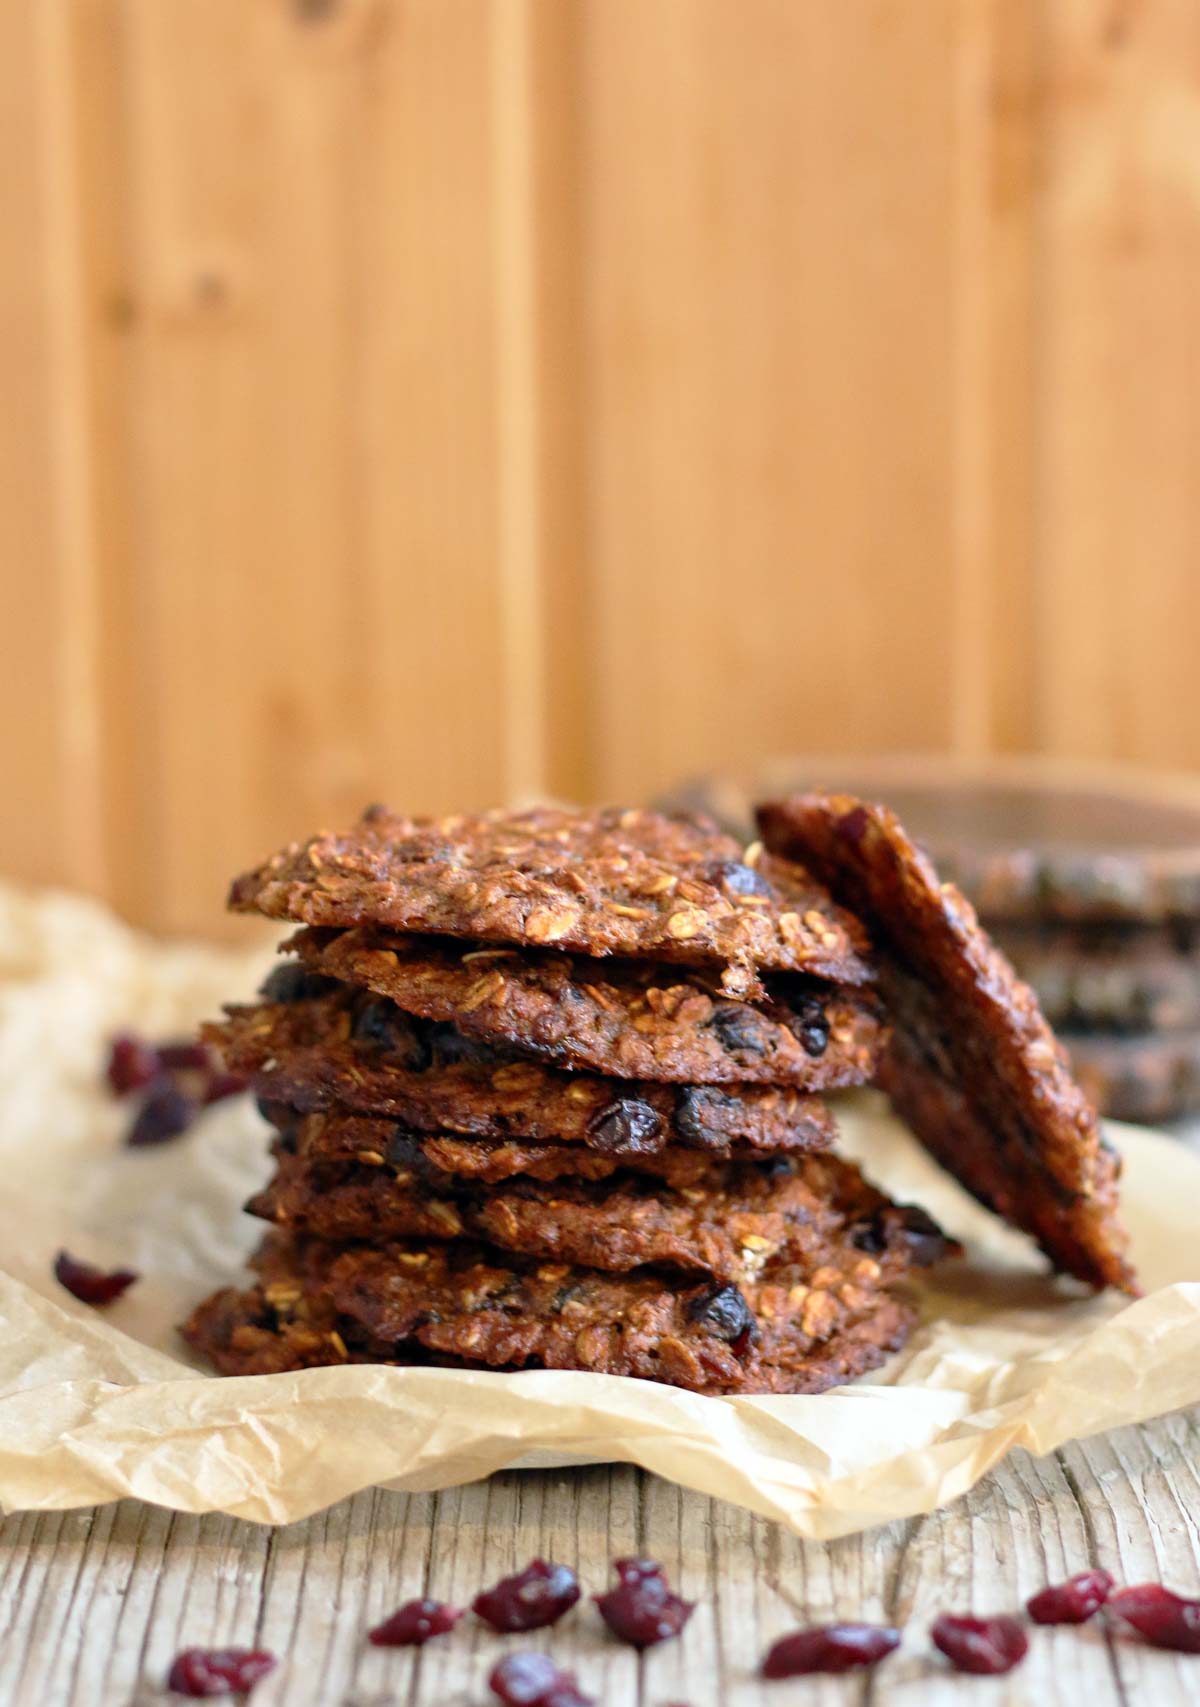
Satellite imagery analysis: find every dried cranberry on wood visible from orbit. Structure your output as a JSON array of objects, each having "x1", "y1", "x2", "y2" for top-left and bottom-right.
[
  {"x1": 1110, "y1": 1584, "x2": 1200, "y2": 1652},
  {"x1": 595, "y1": 1557, "x2": 694, "y2": 1648},
  {"x1": 1027, "y1": 1569, "x2": 1113, "y2": 1625},
  {"x1": 368, "y1": 1598, "x2": 461, "y2": 1646},
  {"x1": 931, "y1": 1614, "x2": 1028, "y2": 1675},
  {"x1": 762, "y1": 1623, "x2": 900, "y2": 1677},
  {"x1": 488, "y1": 1653, "x2": 593, "y2": 1707},
  {"x1": 473, "y1": 1559, "x2": 581, "y2": 1632},
  {"x1": 166, "y1": 1648, "x2": 277, "y2": 1697},
  {"x1": 54, "y1": 1250, "x2": 138, "y2": 1306}
]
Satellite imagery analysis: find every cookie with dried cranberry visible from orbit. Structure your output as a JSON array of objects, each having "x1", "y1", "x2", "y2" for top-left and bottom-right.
[
  {"x1": 182, "y1": 1229, "x2": 921, "y2": 1394},
  {"x1": 284, "y1": 927, "x2": 882, "y2": 1088},
  {"x1": 758, "y1": 793, "x2": 1137, "y2": 1293},
  {"x1": 209, "y1": 987, "x2": 834, "y2": 1156},
  {"x1": 275, "y1": 1108, "x2": 811, "y2": 1189},
  {"x1": 228, "y1": 805, "x2": 872, "y2": 998},
  {"x1": 248, "y1": 1146, "x2": 952, "y2": 1285},
  {"x1": 182, "y1": 1256, "x2": 916, "y2": 1395}
]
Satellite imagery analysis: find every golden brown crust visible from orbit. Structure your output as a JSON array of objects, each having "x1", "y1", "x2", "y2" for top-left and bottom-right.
[
  {"x1": 228, "y1": 805, "x2": 872, "y2": 997},
  {"x1": 209, "y1": 990, "x2": 835, "y2": 1155},
  {"x1": 181, "y1": 1229, "x2": 918, "y2": 1395},
  {"x1": 248, "y1": 1145, "x2": 951, "y2": 1286},
  {"x1": 276, "y1": 1108, "x2": 817, "y2": 1186},
  {"x1": 284, "y1": 927, "x2": 883, "y2": 1088},
  {"x1": 757, "y1": 793, "x2": 1137, "y2": 1294}
]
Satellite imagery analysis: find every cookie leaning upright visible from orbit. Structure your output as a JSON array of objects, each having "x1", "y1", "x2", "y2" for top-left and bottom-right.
[
  {"x1": 757, "y1": 793, "x2": 1137, "y2": 1295},
  {"x1": 227, "y1": 805, "x2": 872, "y2": 998}
]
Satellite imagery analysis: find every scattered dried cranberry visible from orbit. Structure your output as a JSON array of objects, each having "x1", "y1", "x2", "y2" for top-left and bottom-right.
[
  {"x1": 368, "y1": 1597, "x2": 461, "y2": 1646},
  {"x1": 54, "y1": 1250, "x2": 139, "y2": 1306},
  {"x1": 106, "y1": 1032, "x2": 160, "y2": 1096},
  {"x1": 488, "y1": 1653, "x2": 592, "y2": 1707},
  {"x1": 595, "y1": 1557, "x2": 694, "y2": 1648},
  {"x1": 157, "y1": 1039, "x2": 213, "y2": 1072},
  {"x1": 1110, "y1": 1584, "x2": 1200, "y2": 1652},
  {"x1": 126, "y1": 1083, "x2": 196, "y2": 1147},
  {"x1": 473, "y1": 1559, "x2": 581, "y2": 1632},
  {"x1": 686, "y1": 1283, "x2": 756, "y2": 1353},
  {"x1": 761, "y1": 1623, "x2": 900, "y2": 1677},
  {"x1": 931, "y1": 1614, "x2": 1028, "y2": 1675},
  {"x1": 166, "y1": 1648, "x2": 277, "y2": 1697},
  {"x1": 1027, "y1": 1569, "x2": 1113, "y2": 1625},
  {"x1": 586, "y1": 1098, "x2": 664, "y2": 1156}
]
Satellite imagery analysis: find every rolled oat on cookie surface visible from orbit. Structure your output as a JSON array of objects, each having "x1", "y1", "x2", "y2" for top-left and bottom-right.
[
  {"x1": 282, "y1": 925, "x2": 883, "y2": 1088},
  {"x1": 207, "y1": 986, "x2": 837, "y2": 1155},
  {"x1": 228, "y1": 804, "x2": 872, "y2": 997}
]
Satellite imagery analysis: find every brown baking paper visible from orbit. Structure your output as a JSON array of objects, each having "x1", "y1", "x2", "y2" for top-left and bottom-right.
[{"x1": 3, "y1": 885, "x2": 1200, "y2": 1541}]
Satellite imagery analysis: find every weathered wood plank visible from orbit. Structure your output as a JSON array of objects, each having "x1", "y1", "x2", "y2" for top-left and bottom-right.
[{"x1": 8, "y1": 1424, "x2": 1200, "y2": 1707}]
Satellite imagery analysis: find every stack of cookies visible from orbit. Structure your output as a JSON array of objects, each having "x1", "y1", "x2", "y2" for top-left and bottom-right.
[{"x1": 184, "y1": 806, "x2": 957, "y2": 1395}]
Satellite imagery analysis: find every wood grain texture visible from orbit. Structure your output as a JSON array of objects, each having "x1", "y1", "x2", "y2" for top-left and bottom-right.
[
  {"x1": 3, "y1": 0, "x2": 1200, "y2": 935},
  {"x1": 5, "y1": 1414, "x2": 1200, "y2": 1706}
]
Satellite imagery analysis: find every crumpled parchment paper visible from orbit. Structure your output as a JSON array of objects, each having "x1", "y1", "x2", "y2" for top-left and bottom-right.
[{"x1": 3, "y1": 884, "x2": 1199, "y2": 1540}]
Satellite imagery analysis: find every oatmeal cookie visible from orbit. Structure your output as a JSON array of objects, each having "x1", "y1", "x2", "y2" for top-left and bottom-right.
[
  {"x1": 272, "y1": 1107, "x2": 828, "y2": 1187},
  {"x1": 247, "y1": 1145, "x2": 953, "y2": 1285},
  {"x1": 228, "y1": 805, "x2": 872, "y2": 997},
  {"x1": 284, "y1": 926, "x2": 882, "y2": 1088},
  {"x1": 181, "y1": 1229, "x2": 921, "y2": 1395},
  {"x1": 210, "y1": 989, "x2": 835, "y2": 1156},
  {"x1": 758, "y1": 794, "x2": 1136, "y2": 1293}
]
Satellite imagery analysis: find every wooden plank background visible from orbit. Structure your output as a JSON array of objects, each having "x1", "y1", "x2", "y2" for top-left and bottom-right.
[{"x1": 3, "y1": 0, "x2": 1199, "y2": 939}]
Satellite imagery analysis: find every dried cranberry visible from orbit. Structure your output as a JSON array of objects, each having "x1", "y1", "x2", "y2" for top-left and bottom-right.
[
  {"x1": 595, "y1": 1557, "x2": 693, "y2": 1648},
  {"x1": 54, "y1": 1250, "x2": 138, "y2": 1306},
  {"x1": 473, "y1": 1559, "x2": 581, "y2": 1632},
  {"x1": 488, "y1": 1653, "x2": 592, "y2": 1707},
  {"x1": 1027, "y1": 1569, "x2": 1113, "y2": 1625},
  {"x1": 710, "y1": 1005, "x2": 771, "y2": 1057},
  {"x1": 368, "y1": 1598, "x2": 461, "y2": 1646},
  {"x1": 204, "y1": 1070, "x2": 249, "y2": 1105},
  {"x1": 686, "y1": 1283, "x2": 756, "y2": 1352},
  {"x1": 259, "y1": 963, "x2": 337, "y2": 1004},
  {"x1": 166, "y1": 1648, "x2": 277, "y2": 1696},
  {"x1": 1110, "y1": 1584, "x2": 1200, "y2": 1652},
  {"x1": 586, "y1": 1098, "x2": 664, "y2": 1156},
  {"x1": 157, "y1": 1039, "x2": 212, "y2": 1072},
  {"x1": 352, "y1": 999, "x2": 407, "y2": 1050},
  {"x1": 106, "y1": 1033, "x2": 160, "y2": 1096},
  {"x1": 704, "y1": 859, "x2": 771, "y2": 898},
  {"x1": 786, "y1": 996, "x2": 829, "y2": 1058},
  {"x1": 126, "y1": 1083, "x2": 195, "y2": 1147},
  {"x1": 673, "y1": 1087, "x2": 730, "y2": 1149},
  {"x1": 761, "y1": 1623, "x2": 900, "y2": 1677},
  {"x1": 931, "y1": 1614, "x2": 1028, "y2": 1675},
  {"x1": 893, "y1": 1205, "x2": 949, "y2": 1265},
  {"x1": 836, "y1": 806, "x2": 872, "y2": 846}
]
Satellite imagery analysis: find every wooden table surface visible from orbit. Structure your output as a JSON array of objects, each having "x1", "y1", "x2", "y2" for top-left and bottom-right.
[{"x1": 5, "y1": 1404, "x2": 1200, "y2": 1707}]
